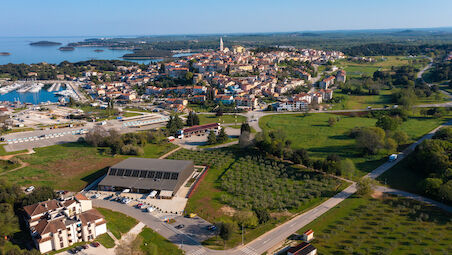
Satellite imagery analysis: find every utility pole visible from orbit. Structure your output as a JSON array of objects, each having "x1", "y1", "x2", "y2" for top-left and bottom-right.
[{"x1": 241, "y1": 224, "x2": 244, "y2": 245}]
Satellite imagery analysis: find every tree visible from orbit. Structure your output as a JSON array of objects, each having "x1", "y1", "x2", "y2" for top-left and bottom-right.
[
  {"x1": 166, "y1": 115, "x2": 184, "y2": 136},
  {"x1": 239, "y1": 131, "x2": 252, "y2": 148},
  {"x1": 0, "y1": 203, "x2": 19, "y2": 237},
  {"x1": 328, "y1": 117, "x2": 337, "y2": 127},
  {"x1": 207, "y1": 130, "x2": 217, "y2": 145},
  {"x1": 216, "y1": 108, "x2": 224, "y2": 117},
  {"x1": 376, "y1": 116, "x2": 400, "y2": 131},
  {"x1": 254, "y1": 208, "x2": 270, "y2": 224},
  {"x1": 356, "y1": 178, "x2": 375, "y2": 197},
  {"x1": 217, "y1": 128, "x2": 228, "y2": 143},
  {"x1": 234, "y1": 211, "x2": 258, "y2": 228},
  {"x1": 389, "y1": 130, "x2": 409, "y2": 146},
  {"x1": 356, "y1": 127, "x2": 386, "y2": 155},
  {"x1": 339, "y1": 158, "x2": 357, "y2": 178},
  {"x1": 240, "y1": 122, "x2": 251, "y2": 134},
  {"x1": 216, "y1": 222, "x2": 235, "y2": 246},
  {"x1": 22, "y1": 187, "x2": 57, "y2": 206},
  {"x1": 421, "y1": 178, "x2": 443, "y2": 195}
]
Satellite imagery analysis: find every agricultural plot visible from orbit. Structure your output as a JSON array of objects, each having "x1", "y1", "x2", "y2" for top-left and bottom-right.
[
  {"x1": 168, "y1": 148, "x2": 346, "y2": 248},
  {"x1": 298, "y1": 195, "x2": 452, "y2": 254},
  {"x1": 219, "y1": 155, "x2": 343, "y2": 211}
]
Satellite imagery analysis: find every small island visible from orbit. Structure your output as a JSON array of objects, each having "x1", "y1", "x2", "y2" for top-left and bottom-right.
[
  {"x1": 30, "y1": 41, "x2": 62, "y2": 46},
  {"x1": 0, "y1": 52, "x2": 11, "y2": 56},
  {"x1": 59, "y1": 46, "x2": 75, "y2": 51}
]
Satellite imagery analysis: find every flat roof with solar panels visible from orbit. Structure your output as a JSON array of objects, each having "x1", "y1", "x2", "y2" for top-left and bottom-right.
[{"x1": 98, "y1": 158, "x2": 194, "y2": 197}]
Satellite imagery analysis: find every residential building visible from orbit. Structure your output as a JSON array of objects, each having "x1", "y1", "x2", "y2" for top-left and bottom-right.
[{"x1": 23, "y1": 194, "x2": 107, "y2": 254}]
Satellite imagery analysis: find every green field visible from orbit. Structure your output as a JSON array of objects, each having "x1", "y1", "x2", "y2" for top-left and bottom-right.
[
  {"x1": 137, "y1": 228, "x2": 183, "y2": 255},
  {"x1": 259, "y1": 113, "x2": 449, "y2": 177},
  {"x1": 0, "y1": 145, "x2": 27, "y2": 156},
  {"x1": 0, "y1": 142, "x2": 176, "y2": 191},
  {"x1": 336, "y1": 56, "x2": 427, "y2": 78},
  {"x1": 0, "y1": 160, "x2": 20, "y2": 173},
  {"x1": 95, "y1": 233, "x2": 116, "y2": 248},
  {"x1": 96, "y1": 208, "x2": 138, "y2": 239},
  {"x1": 377, "y1": 154, "x2": 427, "y2": 195},
  {"x1": 197, "y1": 114, "x2": 246, "y2": 125},
  {"x1": 332, "y1": 89, "x2": 394, "y2": 110},
  {"x1": 297, "y1": 195, "x2": 452, "y2": 254}
]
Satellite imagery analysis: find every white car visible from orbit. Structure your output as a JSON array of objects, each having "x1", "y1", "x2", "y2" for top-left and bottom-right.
[
  {"x1": 122, "y1": 189, "x2": 131, "y2": 193},
  {"x1": 91, "y1": 194, "x2": 100, "y2": 199},
  {"x1": 122, "y1": 198, "x2": 131, "y2": 204},
  {"x1": 26, "y1": 186, "x2": 35, "y2": 192},
  {"x1": 147, "y1": 206, "x2": 156, "y2": 213},
  {"x1": 148, "y1": 190, "x2": 158, "y2": 198}
]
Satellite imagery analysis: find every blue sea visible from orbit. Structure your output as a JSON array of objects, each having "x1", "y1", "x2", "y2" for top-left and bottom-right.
[{"x1": 0, "y1": 36, "x2": 154, "y2": 65}]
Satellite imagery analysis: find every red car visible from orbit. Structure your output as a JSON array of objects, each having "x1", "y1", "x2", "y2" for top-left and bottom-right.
[
  {"x1": 136, "y1": 203, "x2": 143, "y2": 208},
  {"x1": 91, "y1": 241, "x2": 100, "y2": 247}
]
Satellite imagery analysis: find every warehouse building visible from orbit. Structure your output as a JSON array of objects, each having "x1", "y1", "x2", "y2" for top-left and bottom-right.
[{"x1": 98, "y1": 158, "x2": 194, "y2": 197}]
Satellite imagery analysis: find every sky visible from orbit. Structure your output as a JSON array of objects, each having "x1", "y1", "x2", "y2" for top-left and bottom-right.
[{"x1": 1, "y1": 0, "x2": 452, "y2": 37}]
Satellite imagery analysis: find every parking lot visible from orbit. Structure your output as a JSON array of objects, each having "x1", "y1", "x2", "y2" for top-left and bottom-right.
[
  {"x1": 87, "y1": 193, "x2": 216, "y2": 243},
  {"x1": 57, "y1": 242, "x2": 114, "y2": 255},
  {"x1": 173, "y1": 126, "x2": 240, "y2": 149}
]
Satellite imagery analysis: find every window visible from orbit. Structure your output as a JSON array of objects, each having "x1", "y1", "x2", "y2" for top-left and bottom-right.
[
  {"x1": 139, "y1": 171, "x2": 147, "y2": 178},
  {"x1": 116, "y1": 169, "x2": 125, "y2": 176},
  {"x1": 155, "y1": 172, "x2": 163, "y2": 179},
  {"x1": 132, "y1": 170, "x2": 139, "y2": 177},
  {"x1": 163, "y1": 172, "x2": 171, "y2": 179},
  {"x1": 60, "y1": 242, "x2": 64, "y2": 247},
  {"x1": 171, "y1": 173, "x2": 179, "y2": 180},
  {"x1": 147, "y1": 171, "x2": 155, "y2": 178},
  {"x1": 124, "y1": 169, "x2": 132, "y2": 176},
  {"x1": 109, "y1": 168, "x2": 117, "y2": 176}
]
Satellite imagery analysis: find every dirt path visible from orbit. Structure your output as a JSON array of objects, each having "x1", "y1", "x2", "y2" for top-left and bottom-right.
[
  {"x1": 0, "y1": 161, "x2": 30, "y2": 176},
  {"x1": 0, "y1": 148, "x2": 35, "y2": 160},
  {"x1": 159, "y1": 146, "x2": 182, "y2": 159}
]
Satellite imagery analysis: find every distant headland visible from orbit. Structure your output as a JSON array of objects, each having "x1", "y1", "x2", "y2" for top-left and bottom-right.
[
  {"x1": 30, "y1": 41, "x2": 62, "y2": 46},
  {"x1": 0, "y1": 52, "x2": 11, "y2": 56},
  {"x1": 59, "y1": 46, "x2": 75, "y2": 51}
]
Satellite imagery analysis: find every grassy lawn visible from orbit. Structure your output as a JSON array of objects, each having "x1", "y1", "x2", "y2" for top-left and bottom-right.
[
  {"x1": 0, "y1": 141, "x2": 176, "y2": 190},
  {"x1": 332, "y1": 89, "x2": 447, "y2": 110},
  {"x1": 0, "y1": 160, "x2": 21, "y2": 173},
  {"x1": 95, "y1": 233, "x2": 116, "y2": 248},
  {"x1": 96, "y1": 208, "x2": 138, "y2": 239},
  {"x1": 197, "y1": 114, "x2": 246, "y2": 125},
  {"x1": 259, "y1": 113, "x2": 450, "y2": 177},
  {"x1": 297, "y1": 195, "x2": 452, "y2": 254},
  {"x1": 141, "y1": 142, "x2": 177, "y2": 158},
  {"x1": 377, "y1": 154, "x2": 427, "y2": 194},
  {"x1": 336, "y1": 56, "x2": 426, "y2": 78},
  {"x1": 122, "y1": 112, "x2": 143, "y2": 118},
  {"x1": 332, "y1": 89, "x2": 393, "y2": 110},
  {"x1": 3, "y1": 128, "x2": 35, "y2": 134},
  {"x1": 0, "y1": 142, "x2": 122, "y2": 190},
  {"x1": 137, "y1": 228, "x2": 183, "y2": 255}
]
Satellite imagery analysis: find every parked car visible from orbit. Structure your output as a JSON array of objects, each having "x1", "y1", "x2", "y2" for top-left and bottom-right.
[
  {"x1": 91, "y1": 241, "x2": 100, "y2": 247},
  {"x1": 91, "y1": 194, "x2": 100, "y2": 199},
  {"x1": 82, "y1": 244, "x2": 89, "y2": 249},
  {"x1": 69, "y1": 248, "x2": 78, "y2": 254},
  {"x1": 136, "y1": 203, "x2": 143, "y2": 208},
  {"x1": 207, "y1": 225, "x2": 217, "y2": 231},
  {"x1": 25, "y1": 186, "x2": 35, "y2": 192},
  {"x1": 175, "y1": 224, "x2": 185, "y2": 229},
  {"x1": 147, "y1": 206, "x2": 156, "y2": 213}
]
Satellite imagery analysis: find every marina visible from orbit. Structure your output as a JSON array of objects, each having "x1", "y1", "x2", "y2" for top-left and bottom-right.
[{"x1": 0, "y1": 82, "x2": 66, "y2": 104}]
